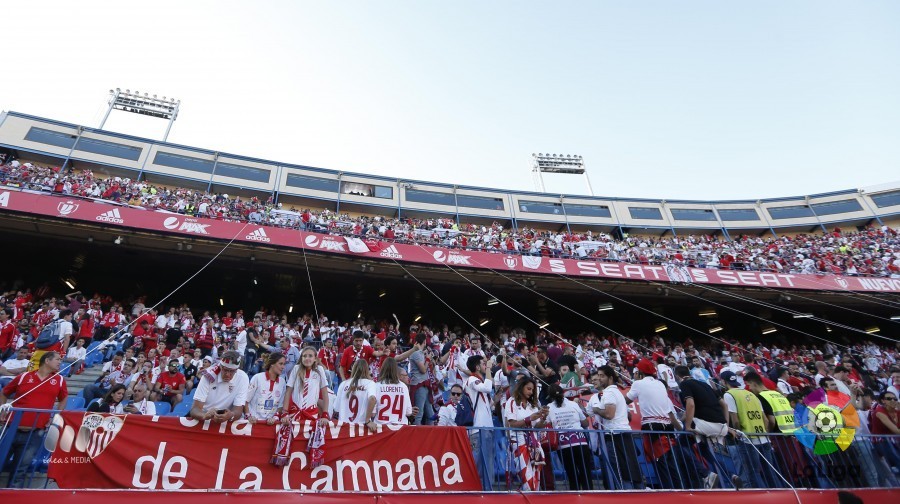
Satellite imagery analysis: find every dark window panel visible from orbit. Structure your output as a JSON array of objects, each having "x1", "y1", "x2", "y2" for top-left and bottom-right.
[
  {"x1": 810, "y1": 199, "x2": 863, "y2": 216},
  {"x1": 519, "y1": 200, "x2": 563, "y2": 215},
  {"x1": 718, "y1": 208, "x2": 760, "y2": 221},
  {"x1": 871, "y1": 190, "x2": 900, "y2": 208},
  {"x1": 768, "y1": 205, "x2": 815, "y2": 220},
  {"x1": 286, "y1": 173, "x2": 340, "y2": 192},
  {"x1": 153, "y1": 151, "x2": 214, "y2": 174},
  {"x1": 628, "y1": 207, "x2": 663, "y2": 220},
  {"x1": 214, "y1": 162, "x2": 271, "y2": 183},
  {"x1": 457, "y1": 194, "x2": 504, "y2": 210},
  {"x1": 671, "y1": 208, "x2": 717, "y2": 221},
  {"x1": 25, "y1": 127, "x2": 142, "y2": 161},
  {"x1": 405, "y1": 189, "x2": 456, "y2": 206},
  {"x1": 564, "y1": 203, "x2": 611, "y2": 218}
]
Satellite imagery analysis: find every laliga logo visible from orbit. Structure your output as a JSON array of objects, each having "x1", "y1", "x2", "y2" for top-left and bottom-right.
[
  {"x1": 57, "y1": 201, "x2": 79, "y2": 216},
  {"x1": 834, "y1": 276, "x2": 849, "y2": 289},
  {"x1": 304, "y1": 235, "x2": 321, "y2": 247},
  {"x1": 433, "y1": 250, "x2": 447, "y2": 263},
  {"x1": 504, "y1": 255, "x2": 518, "y2": 269},
  {"x1": 163, "y1": 216, "x2": 210, "y2": 235},
  {"x1": 793, "y1": 400, "x2": 857, "y2": 455}
]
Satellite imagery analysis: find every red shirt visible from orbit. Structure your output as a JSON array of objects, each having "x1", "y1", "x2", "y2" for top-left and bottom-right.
[
  {"x1": 0, "y1": 320, "x2": 16, "y2": 351},
  {"x1": 340, "y1": 345, "x2": 374, "y2": 373},
  {"x1": 156, "y1": 371, "x2": 186, "y2": 394},
  {"x1": 870, "y1": 405, "x2": 898, "y2": 435},
  {"x1": 318, "y1": 347, "x2": 337, "y2": 371},
  {"x1": 2, "y1": 371, "x2": 67, "y2": 428}
]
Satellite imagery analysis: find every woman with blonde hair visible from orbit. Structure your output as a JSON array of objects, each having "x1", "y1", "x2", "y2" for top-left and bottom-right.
[
  {"x1": 282, "y1": 346, "x2": 330, "y2": 423},
  {"x1": 272, "y1": 346, "x2": 330, "y2": 467}
]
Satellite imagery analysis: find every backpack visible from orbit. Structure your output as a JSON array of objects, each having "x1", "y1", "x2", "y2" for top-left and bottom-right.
[
  {"x1": 455, "y1": 390, "x2": 480, "y2": 427},
  {"x1": 35, "y1": 320, "x2": 63, "y2": 349}
]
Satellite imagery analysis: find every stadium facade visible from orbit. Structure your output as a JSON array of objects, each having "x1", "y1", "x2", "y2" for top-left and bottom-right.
[{"x1": 1, "y1": 110, "x2": 899, "y2": 238}]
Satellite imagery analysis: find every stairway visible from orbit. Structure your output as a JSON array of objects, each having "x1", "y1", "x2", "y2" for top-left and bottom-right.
[{"x1": 65, "y1": 364, "x2": 104, "y2": 397}]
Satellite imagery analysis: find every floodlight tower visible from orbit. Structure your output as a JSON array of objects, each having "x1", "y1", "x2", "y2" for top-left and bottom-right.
[
  {"x1": 530, "y1": 153, "x2": 593, "y2": 196},
  {"x1": 99, "y1": 88, "x2": 181, "y2": 141}
]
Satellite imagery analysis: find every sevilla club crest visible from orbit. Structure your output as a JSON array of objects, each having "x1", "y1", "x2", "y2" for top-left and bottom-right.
[{"x1": 75, "y1": 413, "x2": 127, "y2": 459}]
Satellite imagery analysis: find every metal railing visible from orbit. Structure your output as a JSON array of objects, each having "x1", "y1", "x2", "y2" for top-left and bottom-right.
[
  {"x1": 1, "y1": 407, "x2": 898, "y2": 491},
  {"x1": 470, "y1": 426, "x2": 900, "y2": 491}
]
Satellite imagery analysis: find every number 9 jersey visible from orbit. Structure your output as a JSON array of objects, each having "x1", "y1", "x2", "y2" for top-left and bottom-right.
[{"x1": 336, "y1": 377, "x2": 378, "y2": 424}]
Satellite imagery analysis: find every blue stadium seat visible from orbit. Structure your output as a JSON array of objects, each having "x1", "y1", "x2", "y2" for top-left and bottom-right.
[
  {"x1": 65, "y1": 396, "x2": 85, "y2": 410},
  {"x1": 154, "y1": 402, "x2": 171, "y2": 416},
  {"x1": 180, "y1": 390, "x2": 195, "y2": 406},
  {"x1": 172, "y1": 403, "x2": 191, "y2": 417}
]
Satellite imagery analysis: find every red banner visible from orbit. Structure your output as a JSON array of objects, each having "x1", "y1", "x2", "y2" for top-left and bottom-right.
[
  {"x1": 2, "y1": 490, "x2": 897, "y2": 502},
  {"x1": 2, "y1": 188, "x2": 897, "y2": 293},
  {"x1": 46, "y1": 412, "x2": 480, "y2": 491}
]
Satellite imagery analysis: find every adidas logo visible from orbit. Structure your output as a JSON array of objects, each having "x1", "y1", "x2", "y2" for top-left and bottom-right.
[
  {"x1": 246, "y1": 227, "x2": 271, "y2": 242},
  {"x1": 96, "y1": 208, "x2": 124, "y2": 224},
  {"x1": 379, "y1": 245, "x2": 403, "y2": 259}
]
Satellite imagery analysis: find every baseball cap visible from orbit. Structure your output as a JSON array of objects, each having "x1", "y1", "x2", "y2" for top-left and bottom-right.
[
  {"x1": 636, "y1": 359, "x2": 656, "y2": 376},
  {"x1": 720, "y1": 371, "x2": 739, "y2": 387}
]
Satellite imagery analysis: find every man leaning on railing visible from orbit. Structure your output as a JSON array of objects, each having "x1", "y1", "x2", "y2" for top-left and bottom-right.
[{"x1": 0, "y1": 351, "x2": 67, "y2": 487}]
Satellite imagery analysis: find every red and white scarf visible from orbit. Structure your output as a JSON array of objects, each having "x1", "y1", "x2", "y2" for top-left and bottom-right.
[{"x1": 271, "y1": 370, "x2": 327, "y2": 467}]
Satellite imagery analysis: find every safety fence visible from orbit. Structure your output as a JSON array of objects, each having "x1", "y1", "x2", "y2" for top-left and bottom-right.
[{"x1": 1, "y1": 407, "x2": 898, "y2": 491}]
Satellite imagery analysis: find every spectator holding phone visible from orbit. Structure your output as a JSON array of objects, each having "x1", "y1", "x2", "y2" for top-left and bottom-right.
[{"x1": 189, "y1": 350, "x2": 249, "y2": 423}]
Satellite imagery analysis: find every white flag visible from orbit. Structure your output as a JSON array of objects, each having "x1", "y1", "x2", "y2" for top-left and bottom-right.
[{"x1": 344, "y1": 237, "x2": 370, "y2": 254}]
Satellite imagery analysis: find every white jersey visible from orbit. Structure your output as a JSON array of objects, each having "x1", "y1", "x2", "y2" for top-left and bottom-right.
[
  {"x1": 657, "y1": 364, "x2": 678, "y2": 389},
  {"x1": 194, "y1": 369, "x2": 250, "y2": 413},
  {"x1": 374, "y1": 381, "x2": 412, "y2": 425},
  {"x1": 287, "y1": 365, "x2": 328, "y2": 410},
  {"x1": 336, "y1": 378, "x2": 378, "y2": 424},
  {"x1": 247, "y1": 372, "x2": 286, "y2": 420}
]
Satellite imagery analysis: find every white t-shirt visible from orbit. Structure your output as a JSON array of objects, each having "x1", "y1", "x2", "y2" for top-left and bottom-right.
[
  {"x1": 286, "y1": 365, "x2": 328, "y2": 410},
  {"x1": 247, "y1": 372, "x2": 286, "y2": 420},
  {"x1": 235, "y1": 330, "x2": 248, "y2": 355},
  {"x1": 1, "y1": 357, "x2": 29, "y2": 372},
  {"x1": 66, "y1": 346, "x2": 87, "y2": 361},
  {"x1": 504, "y1": 397, "x2": 540, "y2": 446},
  {"x1": 437, "y1": 403, "x2": 458, "y2": 426},
  {"x1": 194, "y1": 369, "x2": 250, "y2": 413},
  {"x1": 336, "y1": 378, "x2": 378, "y2": 424},
  {"x1": 657, "y1": 364, "x2": 678, "y2": 389},
  {"x1": 547, "y1": 399, "x2": 588, "y2": 447},
  {"x1": 590, "y1": 385, "x2": 630, "y2": 430},
  {"x1": 59, "y1": 320, "x2": 74, "y2": 340},
  {"x1": 132, "y1": 398, "x2": 157, "y2": 416},
  {"x1": 374, "y1": 381, "x2": 413, "y2": 424},
  {"x1": 626, "y1": 377, "x2": 674, "y2": 425},
  {"x1": 464, "y1": 374, "x2": 494, "y2": 428}
]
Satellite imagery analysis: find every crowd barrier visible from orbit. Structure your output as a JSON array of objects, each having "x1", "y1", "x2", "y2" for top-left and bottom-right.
[{"x1": 1, "y1": 407, "x2": 898, "y2": 491}]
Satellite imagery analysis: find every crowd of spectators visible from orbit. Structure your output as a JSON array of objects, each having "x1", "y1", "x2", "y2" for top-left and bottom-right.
[
  {"x1": 1, "y1": 282, "x2": 899, "y2": 490},
  {"x1": 2, "y1": 159, "x2": 899, "y2": 278}
]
